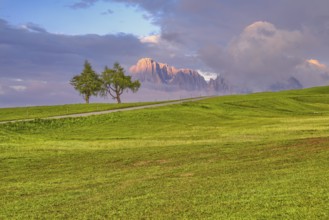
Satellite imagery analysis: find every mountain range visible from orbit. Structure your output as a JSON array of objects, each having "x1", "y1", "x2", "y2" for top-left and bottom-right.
[
  {"x1": 129, "y1": 58, "x2": 229, "y2": 93},
  {"x1": 129, "y1": 58, "x2": 303, "y2": 94}
]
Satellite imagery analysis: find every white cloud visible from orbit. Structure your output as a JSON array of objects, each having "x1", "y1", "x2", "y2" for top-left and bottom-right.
[
  {"x1": 197, "y1": 70, "x2": 218, "y2": 82},
  {"x1": 9, "y1": 85, "x2": 27, "y2": 92},
  {"x1": 140, "y1": 35, "x2": 161, "y2": 44},
  {"x1": 228, "y1": 21, "x2": 303, "y2": 72}
]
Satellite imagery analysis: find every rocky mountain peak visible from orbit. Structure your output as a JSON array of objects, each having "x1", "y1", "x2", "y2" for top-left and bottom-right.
[
  {"x1": 136, "y1": 57, "x2": 154, "y2": 65},
  {"x1": 130, "y1": 58, "x2": 229, "y2": 92}
]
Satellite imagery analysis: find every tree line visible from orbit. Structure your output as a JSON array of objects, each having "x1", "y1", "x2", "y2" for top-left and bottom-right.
[{"x1": 70, "y1": 60, "x2": 141, "y2": 104}]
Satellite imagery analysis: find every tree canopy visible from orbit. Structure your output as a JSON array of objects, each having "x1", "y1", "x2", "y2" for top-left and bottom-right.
[
  {"x1": 100, "y1": 62, "x2": 141, "y2": 103},
  {"x1": 70, "y1": 60, "x2": 102, "y2": 104}
]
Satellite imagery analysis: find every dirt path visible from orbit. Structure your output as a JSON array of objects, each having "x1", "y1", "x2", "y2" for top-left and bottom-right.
[{"x1": 0, "y1": 97, "x2": 209, "y2": 124}]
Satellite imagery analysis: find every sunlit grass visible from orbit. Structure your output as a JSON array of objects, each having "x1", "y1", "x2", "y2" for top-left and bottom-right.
[
  {"x1": 1, "y1": 86, "x2": 329, "y2": 219},
  {"x1": 0, "y1": 101, "x2": 165, "y2": 122}
]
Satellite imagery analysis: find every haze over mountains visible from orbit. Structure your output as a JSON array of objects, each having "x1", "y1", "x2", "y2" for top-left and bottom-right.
[{"x1": 130, "y1": 58, "x2": 229, "y2": 94}]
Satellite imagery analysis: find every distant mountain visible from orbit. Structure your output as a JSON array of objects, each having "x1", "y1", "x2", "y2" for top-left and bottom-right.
[
  {"x1": 129, "y1": 58, "x2": 228, "y2": 92},
  {"x1": 208, "y1": 76, "x2": 230, "y2": 92},
  {"x1": 269, "y1": 77, "x2": 303, "y2": 91}
]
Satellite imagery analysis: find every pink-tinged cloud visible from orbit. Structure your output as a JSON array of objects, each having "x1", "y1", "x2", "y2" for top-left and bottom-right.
[
  {"x1": 307, "y1": 59, "x2": 327, "y2": 69},
  {"x1": 293, "y1": 59, "x2": 329, "y2": 87}
]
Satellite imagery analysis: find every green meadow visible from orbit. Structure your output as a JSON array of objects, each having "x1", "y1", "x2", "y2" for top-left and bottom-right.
[
  {"x1": 1, "y1": 87, "x2": 329, "y2": 219},
  {"x1": 0, "y1": 101, "x2": 164, "y2": 122}
]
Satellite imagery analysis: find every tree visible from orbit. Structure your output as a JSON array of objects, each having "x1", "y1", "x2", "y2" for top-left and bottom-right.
[
  {"x1": 70, "y1": 60, "x2": 102, "y2": 104},
  {"x1": 100, "y1": 62, "x2": 141, "y2": 103}
]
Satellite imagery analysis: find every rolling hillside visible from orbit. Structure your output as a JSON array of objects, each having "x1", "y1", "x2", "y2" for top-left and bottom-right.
[
  {"x1": 1, "y1": 87, "x2": 329, "y2": 219},
  {"x1": 0, "y1": 101, "x2": 166, "y2": 122}
]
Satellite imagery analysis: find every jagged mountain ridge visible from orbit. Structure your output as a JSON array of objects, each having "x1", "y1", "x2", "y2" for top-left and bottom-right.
[{"x1": 129, "y1": 58, "x2": 228, "y2": 92}]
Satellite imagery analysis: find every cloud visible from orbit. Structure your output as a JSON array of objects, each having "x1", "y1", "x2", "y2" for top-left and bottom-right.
[
  {"x1": 293, "y1": 59, "x2": 329, "y2": 87},
  {"x1": 226, "y1": 22, "x2": 304, "y2": 88},
  {"x1": 70, "y1": 0, "x2": 176, "y2": 24},
  {"x1": 68, "y1": 0, "x2": 329, "y2": 54},
  {"x1": 9, "y1": 85, "x2": 27, "y2": 92},
  {"x1": 140, "y1": 35, "x2": 160, "y2": 44},
  {"x1": 198, "y1": 20, "x2": 329, "y2": 91},
  {"x1": 199, "y1": 22, "x2": 302, "y2": 89},
  {"x1": 197, "y1": 70, "x2": 217, "y2": 82},
  {"x1": 307, "y1": 59, "x2": 327, "y2": 69},
  {"x1": 20, "y1": 23, "x2": 47, "y2": 33},
  {"x1": 69, "y1": 0, "x2": 99, "y2": 9},
  {"x1": 0, "y1": 18, "x2": 150, "y2": 80},
  {"x1": 101, "y1": 9, "x2": 114, "y2": 15},
  {"x1": 59, "y1": 0, "x2": 329, "y2": 90}
]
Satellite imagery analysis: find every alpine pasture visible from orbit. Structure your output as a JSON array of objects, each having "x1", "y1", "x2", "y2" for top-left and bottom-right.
[{"x1": 1, "y1": 87, "x2": 329, "y2": 219}]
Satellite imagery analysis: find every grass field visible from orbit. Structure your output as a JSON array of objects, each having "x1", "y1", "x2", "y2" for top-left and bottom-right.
[
  {"x1": 0, "y1": 101, "x2": 165, "y2": 122},
  {"x1": 1, "y1": 87, "x2": 329, "y2": 219}
]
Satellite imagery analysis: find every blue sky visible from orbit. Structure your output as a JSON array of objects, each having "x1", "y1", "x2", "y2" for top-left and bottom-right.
[
  {"x1": 1, "y1": 0, "x2": 329, "y2": 107},
  {"x1": 0, "y1": 0, "x2": 158, "y2": 36}
]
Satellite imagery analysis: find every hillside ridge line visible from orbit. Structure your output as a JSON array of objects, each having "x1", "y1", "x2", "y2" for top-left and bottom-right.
[{"x1": 0, "y1": 97, "x2": 210, "y2": 124}]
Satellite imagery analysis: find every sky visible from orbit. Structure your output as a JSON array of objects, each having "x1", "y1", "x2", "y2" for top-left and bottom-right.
[{"x1": 1, "y1": 0, "x2": 329, "y2": 107}]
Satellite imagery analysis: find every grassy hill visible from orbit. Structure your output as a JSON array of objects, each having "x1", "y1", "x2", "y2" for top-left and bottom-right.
[
  {"x1": 1, "y1": 87, "x2": 329, "y2": 219},
  {"x1": 0, "y1": 101, "x2": 166, "y2": 122}
]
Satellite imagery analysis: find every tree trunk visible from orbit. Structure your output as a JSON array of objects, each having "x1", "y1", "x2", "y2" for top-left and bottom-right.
[
  {"x1": 116, "y1": 95, "x2": 121, "y2": 104},
  {"x1": 115, "y1": 90, "x2": 121, "y2": 103},
  {"x1": 85, "y1": 95, "x2": 90, "y2": 104}
]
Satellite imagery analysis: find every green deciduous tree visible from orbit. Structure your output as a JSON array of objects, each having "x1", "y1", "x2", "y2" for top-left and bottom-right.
[
  {"x1": 70, "y1": 60, "x2": 102, "y2": 104},
  {"x1": 100, "y1": 62, "x2": 141, "y2": 103}
]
